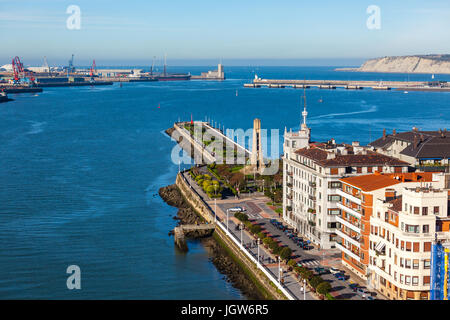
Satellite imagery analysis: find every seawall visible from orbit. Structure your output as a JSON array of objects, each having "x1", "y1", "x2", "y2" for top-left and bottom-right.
[{"x1": 175, "y1": 172, "x2": 288, "y2": 300}]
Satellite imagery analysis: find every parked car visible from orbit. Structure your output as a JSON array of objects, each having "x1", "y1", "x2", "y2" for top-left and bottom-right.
[
  {"x1": 329, "y1": 267, "x2": 340, "y2": 274},
  {"x1": 336, "y1": 275, "x2": 346, "y2": 281},
  {"x1": 228, "y1": 207, "x2": 245, "y2": 213},
  {"x1": 366, "y1": 296, "x2": 375, "y2": 300}
]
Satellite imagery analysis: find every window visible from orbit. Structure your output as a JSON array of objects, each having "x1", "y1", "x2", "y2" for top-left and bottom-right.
[
  {"x1": 414, "y1": 207, "x2": 419, "y2": 215},
  {"x1": 413, "y1": 242, "x2": 420, "y2": 252},
  {"x1": 412, "y1": 277, "x2": 419, "y2": 286},
  {"x1": 413, "y1": 259, "x2": 419, "y2": 269},
  {"x1": 328, "y1": 195, "x2": 341, "y2": 202},
  {"x1": 424, "y1": 276, "x2": 431, "y2": 285},
  {"x1": 330, "y1": 168, "x2": 339, "y2": 175},
  {"x1": 405, "y1": 276, "x2": 411, "y2": 285},
  {"x1": 406, "y1": 225, "x2": 419, "y2": 234},
  {"x1": 400, "y1": 275, "x2": 404, "y2": 284},
  {"x1": 424, "y1": 259, "x2": 431, "y2": 269},
  {"x1": 434, "y1": 206, "x2": 440, "y2": 214},
  {"x1": 329, "y1": 181, "x2": 342, "y2": 189},
  {"x1": 422, "y1": 207, "x2": 428, "y2": 216},
  {"x1": 368, "y1": 167, "x2": 373, "y2": 173},
  {"x1": 423, "y1": 225, "x2": 429, "y2": 234},
  {"x1": 328, "y1": 208, "x2": 340, "y2": 215},
  {"x1": 357, "y1": 167, "x2": 362, "y2": 173},
  {"x1": 424, "y1": 242, "x2": 432, "y2": 252},
  {"x1": 406, "y1": 242, "x2": 412, "y2": 252},
  {"x1": 405, "y1": 259, "x2": 411, "y2": 269}
]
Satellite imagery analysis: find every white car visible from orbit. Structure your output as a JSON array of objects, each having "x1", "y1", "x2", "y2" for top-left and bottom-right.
[
  {"x1": 329, "y1": 267, "x2": 341, "y2": 274},
  {"x1": 228, "y1": 207, "x2": 245, "y2": 213}
]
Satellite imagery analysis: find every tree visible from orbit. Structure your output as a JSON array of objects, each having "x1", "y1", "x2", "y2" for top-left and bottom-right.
[
  {"x1": 288, "y1": 259, "x2": 297, "y2": 268},
  {"x1": 316, "y1": 282, "x2": 332, "y2": 295},
  {"x1": 279, "y1": 247, "x2": 292, "y2": 261},
  {"x1": 257, "y1": 232, "x2": 265, "y2": 239},
  {"x1": 229, "y1": 172, "x2": 245, "y2": 190},
  {"x1": 309, "y1": 276, "x2": 324, "y2": 289}
]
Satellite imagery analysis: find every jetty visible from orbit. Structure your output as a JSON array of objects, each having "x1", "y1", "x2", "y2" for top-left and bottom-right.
[
  {"x1": 173, "y1": 224, "x2": 215, "y2": 251},
  {"x1": 244, "y1": 77, "x2": 450, "y2": 91}
]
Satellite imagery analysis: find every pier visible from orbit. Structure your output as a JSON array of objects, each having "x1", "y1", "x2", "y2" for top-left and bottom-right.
[
  {"x1": 244, "y1": 78, "x2": 450, "y2": 91},
  {"x1": 173, "y1": 224, "x2": 216, "y2": 251}
]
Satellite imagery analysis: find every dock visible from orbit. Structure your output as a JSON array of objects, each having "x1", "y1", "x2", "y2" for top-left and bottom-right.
[
  {"x1": 244, "y1": 78, "x2": 450, "y2": 91},
  {"x1": 173, "y1": 224, "x2": 215, "y2": 251},
  {"x1": 0, "y1": 86, "x2": 43, "y2": 94}
]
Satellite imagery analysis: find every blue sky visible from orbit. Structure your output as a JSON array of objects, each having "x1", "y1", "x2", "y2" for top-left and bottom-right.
[{"x1": 0, "y1": 0, "x2": 449, "y2": 66}]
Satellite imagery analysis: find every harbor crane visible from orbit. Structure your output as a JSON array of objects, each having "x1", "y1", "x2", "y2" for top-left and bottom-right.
[
  {"x1": 89, "y1": 59, "x2": 97, "y2": 81},
  {"x1": 11, "y1": 56, "x2": 35, "y2": 85}
]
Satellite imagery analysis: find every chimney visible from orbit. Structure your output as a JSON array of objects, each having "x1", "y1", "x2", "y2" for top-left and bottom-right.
[
  {"x1": 393, "y1": 129, "x2": 396, "y2": 136},
  {"x1": 413, "y1": 135, "x2": 419, "y2": 149},
  {"x1": 327, "y1": 152, "x2": 336, "y2": 159},
  {"x1": 420, "y1": 133, "x2": 424, "y2": 142},
  {"x1": 383, "y1": 128, "x2": 386, "y2": 140}
]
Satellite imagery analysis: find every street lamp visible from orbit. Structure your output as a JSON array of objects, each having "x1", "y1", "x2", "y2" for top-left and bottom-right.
[
  {"x1": 278, "y1": 256, "x2": 281, "y2": 284},
  {"x1": 303, "y1": 279, "x2": 306, "y2": 300},
  {"x1": 214, "y1": 198, "x2": 217, "y2": 223},
  {"x1": 226, "y1": 209, "x2": 229, "y2": 234},
  {"x1": 257, "y1": 238, "x2": 261, "y2": 269},
  {"x1": 240, "y1": 223, "x2": 243, "y2": 247}
]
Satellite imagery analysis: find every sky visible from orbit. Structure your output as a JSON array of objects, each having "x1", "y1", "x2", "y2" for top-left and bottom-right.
[{"x1": 0, "y1": 0, "x2": 449, "y2": 66}]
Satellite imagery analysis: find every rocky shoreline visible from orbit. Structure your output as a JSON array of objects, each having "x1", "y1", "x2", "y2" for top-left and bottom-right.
[{"x1": 159, "y1": 184, "x2": 264, "y2": 300}]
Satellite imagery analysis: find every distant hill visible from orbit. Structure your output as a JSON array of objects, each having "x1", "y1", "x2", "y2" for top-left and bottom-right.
[{"x1": 336, "y1": 54, "x2": 450, "y2": 74}]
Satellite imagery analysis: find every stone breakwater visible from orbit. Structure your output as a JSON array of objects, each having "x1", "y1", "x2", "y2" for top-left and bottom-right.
[{"x1": 158, "y1": 184, "x2": 264, "y2": 300}]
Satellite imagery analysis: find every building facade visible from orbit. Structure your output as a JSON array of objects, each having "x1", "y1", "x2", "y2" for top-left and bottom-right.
[
  {"x1": 282, "y1": 101, "x2": 410, "y2": 249},
  {"x1": 338, "y1": 172, "x2": 450, "y2": 300},
  {"x1": 369, "y1": 128, "x2": 450, "y2": 170}
]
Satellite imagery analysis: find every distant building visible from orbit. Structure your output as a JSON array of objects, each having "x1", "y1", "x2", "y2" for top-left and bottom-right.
[
  {"x1": 282, "y1": 96, "x2": 410, "y2": 249},
  {"x1": 192, "y1": 64, "x2": 225, "y2": 80},
  {"x1": 338, "y1": 171, "x2": 450, "y2": 300},
  {"x1": 369, "y1": 128, "x2": 450, "y2": 171}
]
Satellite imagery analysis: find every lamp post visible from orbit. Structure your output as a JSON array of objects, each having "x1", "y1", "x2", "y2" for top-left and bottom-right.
[
  {"x1": 303, "y1": 279, "x2": 306, "y2": 300},
  {"x1": 278, "y1": 256, "x2": 281, "y2": 284},
  {"x1": 214, "y1": 198, "x2": 217, "y2": 223},
  {"x1": 257, "y1": 238, "x2": 260, "y2": 269},
  {"x1": 240, "y1": 223, "x2": 243, "y2": 247},
  {"x1": 226, "y1": 209, "x2": 229, "y2": 234}
]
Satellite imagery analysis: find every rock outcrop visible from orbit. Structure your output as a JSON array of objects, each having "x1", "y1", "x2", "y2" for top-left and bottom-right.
[{"x1": 338, "y1": 54, "x2": 450, "y2": 74}]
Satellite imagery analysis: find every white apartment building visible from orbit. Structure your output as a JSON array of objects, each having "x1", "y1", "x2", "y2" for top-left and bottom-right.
[{"x1": 282, "y1": 103, "x2": 410, "y2": 249}]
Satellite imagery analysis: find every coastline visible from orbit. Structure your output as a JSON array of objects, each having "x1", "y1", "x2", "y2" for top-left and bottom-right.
[{"x1": 159, "y1": 184, "x2": 267, "y2": 300}]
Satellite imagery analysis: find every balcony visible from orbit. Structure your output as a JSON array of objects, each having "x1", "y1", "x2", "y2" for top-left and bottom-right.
[
  {"x1": 308, "y1": 208, "x2": 316, "y2": 214},
  {"x1": 336, "y1": 216, "x2": 361, "y2": 234},
  {"x1": 337, "y1": 202, "x2": 362, "y2": 220},
  {"x1": 286, "y1": 206, "x2": 292, "y2": 212},
  {"x1": 335, "y1": 229, "x2": 361, "y2": 248},
  {"x1": 336, "y1": 189, "x2": 361, "y2": 205},
  {"x1": 309, "y1": 181, "x2": 316, "y2": 188},
  {"x1": 335, "y1": 242, "x2": 361, "y2": 262},
  {"x1": 286, "y1": 183, "x2": 293, "y2": 188},
  {"x1": 287, "y1": 171, "x2": 293, "y2": 177},
  {"x1": 286, "y1": 194, "x2": 292, "y2": 200},
  {"x1": 309, "y1": 195, "x2": 317, "y2": 201}
]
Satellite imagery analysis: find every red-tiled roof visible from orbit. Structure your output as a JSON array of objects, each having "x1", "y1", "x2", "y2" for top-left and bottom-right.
[
  {"x1": 340, "y1": 172, "x2": 438, "y2": 192},
  {"x1": 294, "y1": 146, "x2": 408, "y2": 167}
]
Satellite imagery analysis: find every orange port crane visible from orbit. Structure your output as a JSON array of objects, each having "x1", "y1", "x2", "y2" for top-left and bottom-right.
[
  {"x1": 90, "y1": 59, "x2": 97, "y2": 79},
  {"x1": 11, "y1": 56, "x2": 35, "y2": 84}
]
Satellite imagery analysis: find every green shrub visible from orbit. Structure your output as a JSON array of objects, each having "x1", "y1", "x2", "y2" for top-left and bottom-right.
[
  {"x1": 249, "y1": 224, "x2": 262, "y2": 235},
  {"x1": 263, "y1": 237, "x2": 273, "y2": 246},
  {"x1": 325, "y1": 292, "x2": 336, "y2": 300},
  {"x1": 279, "y1": 247, "x2": 292, "y2": 261},
  {"x1": 288, "y1": 259, "x2": 297, "y2": 268},
  {"x1": 203, "y1": 174, "x2": 212, "y2": 180},
  {"x1": 257, "y1": 232, "x2": 265, "y2": 239},
  {"x1": 309, "y1": 276, "x2": 324, "y2": 289},
  {"x1": 317, "y1": 282, "x2": 332, "y2": 295}
]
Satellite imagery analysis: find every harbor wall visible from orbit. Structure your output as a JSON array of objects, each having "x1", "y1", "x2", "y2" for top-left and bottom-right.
[{"x1": 175, "y1": 172, "x2": 292, "y2": 300}]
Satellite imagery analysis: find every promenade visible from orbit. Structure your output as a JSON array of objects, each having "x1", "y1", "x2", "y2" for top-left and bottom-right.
[{"x1": 180, "y1": 170, "x2": 381, "y2": 300}]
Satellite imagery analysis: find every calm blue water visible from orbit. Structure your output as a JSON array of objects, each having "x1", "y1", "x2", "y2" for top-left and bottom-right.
[{"x1": 0, "y1": 67, "x2": 449, "y2": 299}]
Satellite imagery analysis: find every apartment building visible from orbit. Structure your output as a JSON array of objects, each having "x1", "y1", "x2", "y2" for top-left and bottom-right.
[
  {"x1": 282, "y1": 104, "x2": 410, "y2": 249},
  {"x1": 337, "y1": 171, "x2": 450, "y2": 300},
  {"x1": 369, "y1": 128, "x2": 450, "y2": 170}
]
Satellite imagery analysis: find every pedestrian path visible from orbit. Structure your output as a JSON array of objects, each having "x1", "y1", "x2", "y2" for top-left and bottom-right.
[{"x1": 297, "y1": 260, "x2": 320, "y2": 267}]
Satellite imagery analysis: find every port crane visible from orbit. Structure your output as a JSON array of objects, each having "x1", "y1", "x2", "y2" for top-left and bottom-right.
[
  {"x1": 66, "y1": 54, "x2": 75, "y2": 75},
  {"x1": 11, "y1": 56, "x2": 35, "y2": 85},
  {"x1": 89, "y1": 59, "x2": 97, "y2": 81}
]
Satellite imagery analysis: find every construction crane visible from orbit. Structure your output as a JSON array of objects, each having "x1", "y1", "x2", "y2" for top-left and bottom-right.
[
  {"x1": 11, "y1": 56, "x2": 35, "y2": 85},
  {"x1": 12, "y1": 56, "x2": 24, "y2": 84},
  {"x1": 67, "y1": 54, "x2": 75, "y2": 75},
  {"x1": 89, "y1": 59, "x2": 97, "y2": 82}
]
